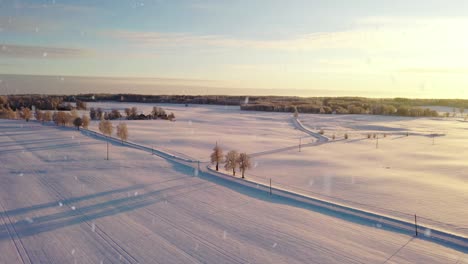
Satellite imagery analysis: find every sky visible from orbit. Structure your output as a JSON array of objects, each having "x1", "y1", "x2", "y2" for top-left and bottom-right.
[{"x1": 0, "y1": 0, "x2": 468, "y2": 98}]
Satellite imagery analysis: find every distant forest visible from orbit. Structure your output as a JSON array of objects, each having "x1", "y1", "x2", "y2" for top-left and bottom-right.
[{"x1": 1, "y1": 94, "x2": 468, "y2": 118}]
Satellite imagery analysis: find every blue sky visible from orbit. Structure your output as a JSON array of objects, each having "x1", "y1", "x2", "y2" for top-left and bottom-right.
[{"x1": 1, "y1": 0, "x2": 468, "y2": 97}]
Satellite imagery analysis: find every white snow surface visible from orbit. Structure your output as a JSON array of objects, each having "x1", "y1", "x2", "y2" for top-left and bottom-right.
[
  {"x1": 86, "y1": 102, "x2": 467, "y2": 237},
  {"x1": 0, "y1": 119, "x2": 466, "y2": 263}
]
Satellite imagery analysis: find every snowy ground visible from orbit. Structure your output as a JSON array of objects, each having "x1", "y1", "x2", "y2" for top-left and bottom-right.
[
  {"x1": 86, "y1": 102, "x2": 308, "y2": 161},
  {"x1": 85, "y1": 102, "x2": 467, "y2": 237},
  {"x1": 0, "y1": 120, "x2": 466, "y2": 263}
]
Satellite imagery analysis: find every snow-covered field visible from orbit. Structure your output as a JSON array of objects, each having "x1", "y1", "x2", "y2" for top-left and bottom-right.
[
  {"x1": 0, "y1": 120, "x2": 466, "y2": 263},
  {"x1": 87, "y1": 102, "x2": 308, "y2": 161},
  {"x1": 86, "y1": 102, "x2": 467, "y2": 237}
]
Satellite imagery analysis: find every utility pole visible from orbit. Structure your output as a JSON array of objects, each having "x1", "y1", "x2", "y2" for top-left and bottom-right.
[
  {"x1": 376, "y1": 135, "x2": 379, "y2": 149},
  {"x1": 269, "y1": 178, "x2": 272, "y2": 196},
  {"x1": 414, "y1": 214, "x2": 418, "y2": 236},
  {"x1": 106, "y1": 137, "x2": 109, "y2": 160},
  {"x1": 299, "y1": 137, "x2": 302, "y2": 152}
]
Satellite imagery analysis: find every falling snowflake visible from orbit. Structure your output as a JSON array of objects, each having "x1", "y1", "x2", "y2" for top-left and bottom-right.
[
  {"x1": 58, "y1": 202, "x2": 63, "y2": 207},
  {"x1": 424, "y1": 229, "x2": 432, "y2": 237},
  {"x1": 71, "y1": 206, "x2": 76, "y2": 211}
]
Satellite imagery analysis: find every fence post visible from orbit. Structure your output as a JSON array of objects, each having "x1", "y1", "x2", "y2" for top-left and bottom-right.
[
  {"x1": 269, "y1": 178, "x2": 272, "y2": 196},
  {"x1": 414, "y1": 214, "x2": 418, "y2": 236}
]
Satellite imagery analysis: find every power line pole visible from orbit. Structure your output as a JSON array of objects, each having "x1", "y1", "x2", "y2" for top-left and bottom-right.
[
  {"x1": 269, "y1": 178, "x2": 272, "y2": 196},
  {"x1": 414, "y1": 214, "x2": 418, "y2": 236},
  {"x1": 106, "y1": 137, "x2": 109, "y2": 160}
]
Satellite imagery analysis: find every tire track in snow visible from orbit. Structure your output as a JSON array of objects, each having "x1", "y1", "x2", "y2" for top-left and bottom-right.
[
  {"x1": 0, "y1": 200, "x2": 32, "y2": 264},
  {"x1": 29, "y1": 120, "x2": 468, "y2": 253},
  {"x1": 2, "y1": 130, "x2": 139, "y2": 264},
  {"x1": 0, "y1": 132, "x2": 34, "y2": 264},
  {"x1": 168, "y1": 194, "x2": 368, "y2": 264}
]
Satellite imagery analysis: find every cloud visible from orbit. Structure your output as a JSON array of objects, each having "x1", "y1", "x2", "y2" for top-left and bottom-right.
[
  {"x1": 0, "y1": 16, "x2": 60, "y2": 32},
  {"x1": 107, "y1": 16, "x2": 468, "y2": 55},
  {"x1": 7, "y1": 2, "x2": 96, "y2": 13},
  {"x1": 0, "y1": 44, "x2": 90, "y2": 59},
  {"x1": 398, "y1": 68, "x2": 468, "y2": 75},
  {"x1": 107, "y1": 30, "x2": 350, "y2": 51}
]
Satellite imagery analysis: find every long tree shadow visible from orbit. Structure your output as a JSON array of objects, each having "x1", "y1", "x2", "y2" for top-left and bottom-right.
[
  {"x1": 0, "y1": 180, "x2": 210, "y2": 240},
  {"x1": 0, "y1": 137, "x2": 72, "y2": 148},
  {"x1": 0, "y1": 142, "x2": 99, "y2": 155},
  {"x1": 0, "y1": 176, "x2": 188, "y2": 217}
]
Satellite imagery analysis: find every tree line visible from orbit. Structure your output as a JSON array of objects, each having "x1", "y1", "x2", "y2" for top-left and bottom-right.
[
  {"x1": 89, "y1": 106, "x2": 175, "y2": 121},
  {"x1": 241, "y1": 97, "x2": 443, "y2": 117}
]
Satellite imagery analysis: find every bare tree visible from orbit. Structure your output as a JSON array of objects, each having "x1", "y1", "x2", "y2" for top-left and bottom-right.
[
  {"x1": 96, "y1": 108, "x2": 103, "y2": 120},
  {"x1": 90, "y1": 107, "x2": 97, "y2": 120},
  {"x1": 35, "y1": 110, "x2": 44, "y2": 123},
  {"x1": 99, "y1": 119, "x2": 113, "y2": 136},
  {"x1": 22, "y1": 107, "x2": 32, "y2": 122},
  {"x1": 237, "y1": 153, "x2": 252, "y2": 178},
  {"x1": 55, "y1": 111, "x2": 68, "y2": 126},
  {"x1": 70, "y1": 109, "x2": 79, "y2": 119},
  {"x1": 293, "y1": 106, "x2": 299, "y2": 118},
  {"x1": 82, "y1": 115, "x2": 90, "y2": 129},
  {"x1": 116, "y1": 122, "x2": 128, "y2": 143},
  {"x1": 65, "y1": 112, "x2": 74, "y2": 126},
  {"x1": 111, "y1": 109, "x2": 122, "y2": 119},
  {"x1": 130, "y1": 107, "x2": 138, "y2": 119},
  {"x1": 224, "y1": 150, "x2": 239, "y2": 176},
  {"x1": 124, "y1": 108, "x2": 131, "y2": 118},
  {"x1": 210, "y1": 143, "x2": 224, "y2": 171},
  {"x1": 6, "y1": 108, "x2": 16, "y2": 119},
  {"x1": 99, "y1": 119, "x2": 113, "y2": 160},
  {"x1": 44, "y1": 111, "x2": 52, "y2": 123},
  {"x1": 73, "y1": 117, "x2": 83, "y2": 130},
  {"x1": 168, "y1": 112, "x2": 175, "y2": 121}
]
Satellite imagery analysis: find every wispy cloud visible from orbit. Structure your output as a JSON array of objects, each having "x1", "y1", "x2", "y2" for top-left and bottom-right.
[
  {"x1": 0, "y1": 16, "x2": 61, "y2": 32},
  {"x1": 107, "y1": 30, "x2": 350, "y2": 51},
  {"x1": 0, "y1": 44, "x2": 90, "y2": 59},
  {"x1": 398, "y1": 68, "x2": 468, "y2": 75},
  {"x1": 107, "y1": 16, "x2": 468, "y2": 54},
  {"x1": 7, "y1": 2, "x2": 96, "y2": 13}
]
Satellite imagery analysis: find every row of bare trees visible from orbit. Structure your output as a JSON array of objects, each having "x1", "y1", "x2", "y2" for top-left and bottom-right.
[
  {"x1": 211, "y1": 144, "x2": 252, "y2": 178},
  {"x1": 98, "y1": 119, "x2": 129, "y2": 143}
]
